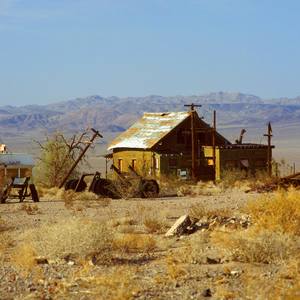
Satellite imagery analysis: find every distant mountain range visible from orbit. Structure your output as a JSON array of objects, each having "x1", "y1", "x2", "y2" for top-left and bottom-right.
[{"x1": 1, "y1": 92, "x2": 300, "y2": 135}]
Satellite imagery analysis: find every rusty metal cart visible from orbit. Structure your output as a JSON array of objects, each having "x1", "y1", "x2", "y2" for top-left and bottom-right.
[{"x1": 0, "y1": 176, "x2": 39, "y2": 203}]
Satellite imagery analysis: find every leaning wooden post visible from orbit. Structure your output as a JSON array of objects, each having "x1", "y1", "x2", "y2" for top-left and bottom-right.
[{"x1": 58, "y1": 128, "x2": 103, "y2": 189}]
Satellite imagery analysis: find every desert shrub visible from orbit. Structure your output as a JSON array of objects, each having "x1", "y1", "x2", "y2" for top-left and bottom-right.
[
  {"x1": 63, "y1": 190, "x2": 110, "y2": 209},
  {"x1": 237, "y1": 255, "x2": 300, "y2": 299},
  {"x1": 188, "y1": 203, "x2": 207, "y2": 220},
  {"x1": 177, "y1": 232, "x2": 211, "y2": 264},
  {"x1": 143, "y1": 215, "x2": 167, "y2": 234},
  {"x1": 165, "y1": 255, "x2": 187, "y2": 280},
  {"x1": 0, "y1": 217, "x2": 12, "y2": 260},
  {"x1": 220, "y1": 168, "x2": 275, "y2": 190},
  {"x1": 37, "y1": 186, "x2": 65, "y2": 200},
  {"x1": 18, "y1": 218, "x2": 113, "y2": 261},
  {"x1": 11, "y1": 244, "x2": 38, "y2": 275},
  {"x1": 33, "y1": 132, "x2": 89, "y2": 188},
  {"x1": 212, "y1": 229, "x2": 299, "y2": 264},
  {"x1": 246, "y1": 189, "x2": 300, "y2": 235},
  {"x1": 220, "y1": 169, "x2": 248, "y2": 188},
  {"x1": 112, "y1": 233, "x2": 156, "y2": 255},
  {"x1": 125, "y1": 204, "x2": 167, "y2": 234},
  {"x1": 177, "y1": 184, "x2": 193, "y2": 196},
  {"x1": 0, "y1": 216, "x2": 8, "y2": 233},
  {"x1": 189, "y1": 203, "x2": 231, "y2": 220},
  {"x1": 60, "y1": 267, "x2": 139, "y2": 300},
  {"x1": 111, "y1": 217, "x2": 138, "y2": 227},
  {"x1": 0, "y1": 231, "x2": 13, "y2": 259},
  {"x1": 20, "y1": 203, "x2": 39, "y2": 215},
  {"x1": 159, "y1": 175, "x2": 185, "y2": 196},
  {"x1": 178, "y1": 181, "x2": 223, "y2": 197}
]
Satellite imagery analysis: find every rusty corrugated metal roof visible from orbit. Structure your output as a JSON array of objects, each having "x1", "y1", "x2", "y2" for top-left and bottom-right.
[{"x1": 107, "y1": 112, "x2": 190, "y2": 150}]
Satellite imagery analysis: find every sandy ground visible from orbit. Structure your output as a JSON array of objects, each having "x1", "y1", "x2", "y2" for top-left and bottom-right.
[{"x1": 0, "y1": 190, "x2": 277, "y2": 300}]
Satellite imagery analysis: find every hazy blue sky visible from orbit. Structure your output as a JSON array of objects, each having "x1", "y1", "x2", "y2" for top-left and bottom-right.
[{"x1": 1, "y1": 0, "x2": 300, "y2": 105}]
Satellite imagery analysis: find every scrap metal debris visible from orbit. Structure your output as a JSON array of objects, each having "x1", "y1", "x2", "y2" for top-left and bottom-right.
[
  {"x1": 248, "y1": 172, "x2": 300, "y2": 193},
  {"x1": 165, "y1": 214, "x2": 251, "y2": 237}
]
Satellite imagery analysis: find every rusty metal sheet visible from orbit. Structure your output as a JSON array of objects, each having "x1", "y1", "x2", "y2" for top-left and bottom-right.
[{"x1": 107, "y1": 112, "x2": 190, "y2": 150}]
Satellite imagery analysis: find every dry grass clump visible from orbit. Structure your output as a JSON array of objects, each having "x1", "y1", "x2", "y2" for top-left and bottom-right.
[
  {"x1": 110, "y1": 216, "x2": 138, "y2": 228},
  {"x1": 212, "y1": 229, "x2": 299, "y2": 264},
  {"x1": 112, "y1": 233, "x2": 156, "y2": 255},
  {"x1": 0, "y1": 216, "x2": 8, "y2": 233},
  {"x1": 18, "y1": 218, "x2": 113, "y2": 262},
  {"x1": 63, "y1": 190, "x2": 110, "y2": 209},
  {"x1": 165, "y1": 255, "x2": 187, "y2": 280},
  {"x1": 37, "y1": 186, "x2": 65, "y2": 200},
  {"x1": 220, "y1": 169, "x2": 249, "y2": 188},
  {"x1": 124, "y1": 204, "x2": 168, "y2": 234},
  {"x1": 246, "y1": 189, "x2": 300, "y2": 235},
  {"x1": 143, "y1": 215, "x2": 167, "y2": 234},
  {"x1": 189, "y1": 203, "x2": 231, "y2": 220},
  {"x1": 0, "y1": 217, "x2": 13, "y2": 260},
  {"x1": 58, "y1": 266, "x2": 140, "y2": 300},
  {"x1": 20, "y1": 203, "x2": 39, "y2": 215},
  {"x1": 220, "y1": 169, "x2": 275, "y2": 191},
  {"x1": 159, "y1": 175, "x2": 184, "y2": 196},
  {"x1": 109, "y1": 216, "x2": 138, "y2": 234},
  {"x1": 177, "y1": 232, "x2": 211, "y2": 265},
  {"x1": 11, "y1": 244, "x2": 38, "y2": 275},
  {"x1": 188, "y1": 203, "x2": 207, "y2": 220},
  {"x1": 0, "y1": 232, "x2": 13, "y2": 261},
  {"x1": 239, "y1": 255, "x2": 300, "y2": 299},
  {"x1": 193, "y1": 181, "x2": 223, "y2": 195},
  {"x1": 177, "y1": 181, "x2": 223, "y2": 197},
  {"x1": 211, "y1": 189, "x2": 300, "y2": 265}
]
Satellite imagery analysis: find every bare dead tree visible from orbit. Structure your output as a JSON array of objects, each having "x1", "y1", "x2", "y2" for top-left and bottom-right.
[{"x1": 34, "y1": 130, "x2": 93, "y2": 188}]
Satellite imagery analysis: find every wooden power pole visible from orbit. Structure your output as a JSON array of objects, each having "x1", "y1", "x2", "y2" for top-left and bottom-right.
[
  {"x1": 184, "y1": 103, "x2": 202, "y2": 181},
  {"x1": 264, "y1": 122, "x2": 273, "y2": 177},
  {"x1": 212, "y1": 110, "x2": 216, "y2": 181},
  {"x1": 59, "y1": 128, "x2": 103, "y2": 189}
]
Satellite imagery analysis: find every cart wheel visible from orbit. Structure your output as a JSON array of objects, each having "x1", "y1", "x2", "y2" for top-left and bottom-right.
[
  {"x1": 140, "y1": 180, "x2": 159, "y2": 198},
  {"x1": 30, "y1": 184, "x2": 39, "y2": 202}
]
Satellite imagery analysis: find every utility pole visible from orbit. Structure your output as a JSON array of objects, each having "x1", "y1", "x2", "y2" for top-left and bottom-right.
[
  {"x1": 184, "y1": 103, "x2": 202, "y2": 181},
  {"x1": 264, "y1": 122, "x2": 273, "y2": 177},
  {"x1": 212, "y1": 110, "x2": 216, "y2": 181}
]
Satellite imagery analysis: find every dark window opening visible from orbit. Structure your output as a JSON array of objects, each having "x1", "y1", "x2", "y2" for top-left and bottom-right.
[
  {"x1": 131, "y1": 159, "x2": 136, "y2": 170},
  {"x1": 118, "y1": 159, "x2": 123, "y2": 172}
]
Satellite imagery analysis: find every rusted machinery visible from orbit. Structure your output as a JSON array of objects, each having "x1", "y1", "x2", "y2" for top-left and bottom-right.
[
  {"x1": 249, "y1": 172, "x2": 300, "y2": 193},
  {"x1": 110, "y1": 164, "x2": 159, "y2": 198},
  {"x1": 61, "y1": 128, "x2": 159, "y2": 199},
  {"x1": 64, "y1": 166, "x2": 160, "y2": 199},
  {"x1": 64, "y1": 171, "x2": 121, "y2": 199},
  {"x1": 0, "y1": 176, "x2": 39, "y2": 203}
]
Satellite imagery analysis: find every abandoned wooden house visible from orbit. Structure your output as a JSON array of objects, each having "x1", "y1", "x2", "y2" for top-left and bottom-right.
[
  {"x1": 0, "y1": 150, "x2": 34, "y2": 179},
  {"x1": 107, "y1": 109, "x2": 274, "y2": 181}
]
